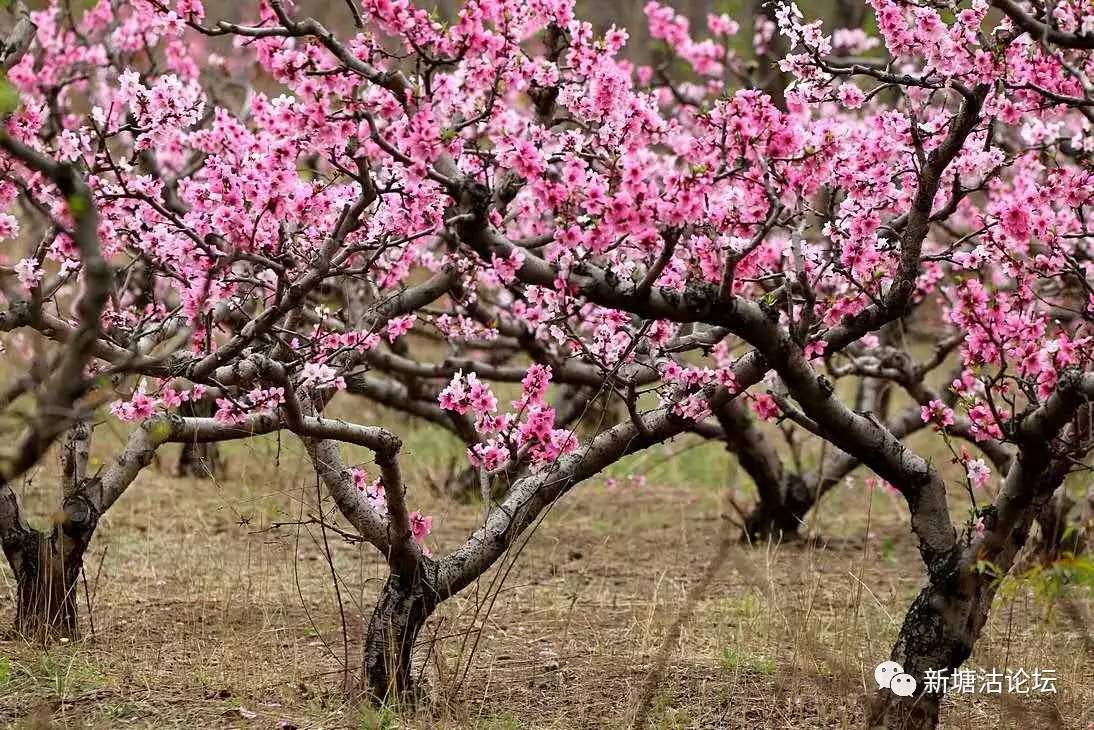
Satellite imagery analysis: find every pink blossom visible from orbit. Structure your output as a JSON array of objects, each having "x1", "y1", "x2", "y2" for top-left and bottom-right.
[
  {"x1": 177, "y1": 0, "x2": 204, "y2": 19},
  {"x1": 247, "y1": 386, "x2": 286, "y2": 411},
  {"x1": 967, "y1": 403, "x2": 1006, "y2": 441},
  {"x1": 469, "y1": 440, "x2": 508, "y2": 471},
  {"x1": 966, "y1": 458, "x2": 990, "y2": 490},
  {"x1": 299, "y1": 362, "x2": 346, "y2": 391},
  {"x1": 13, "y1": 258, "x2": 43, "y2": 290},
  {"x1": 920, "y1": 399, "x2": 955, "y2": 429},
  {"x1": 519, "y1": 364, "x2": 552, "y2": 405},
  {"x1": 707, "y1": 13, "x2": 739, "y2": 36},
  {"x1": 214, "y1": 398, "x2": 247, "y2": 425},
  {"x1": 751, "y1": 394, "x2": 780, "y2": 421},
  {"x1": 367, "y1": 481, "x2": 386, "y2": 512},
  {"x1": 439, "y1": 371, "x2": 498, "y2": 415},
  {"x1": 972, "y1": 516, "x2": 986, "y2": 541},
  {"x1": 0, "y1": 214, "x2": 20, "y2": 239},
  {"x1": 160, "y1": 387, "x2": 183, "y2": 408},
  {"x1": 804, "y1": 340, "x2": 827, "y2": 360},
  {"x1": 836, "y1": 84, "x2": 866, "y2": 109},
  {"x1": 111, "y1": 386, "x2": 157, "y2": 422},
  {"x1": 385, "y1": 315, "x2": 415, "y2": 343},
  {"x1": 409, "y1": 511, "x2": 432, "y2": 542},
  {"x1": 351, "y1": 468, "x2": 387, "y2": 512},
  {"x1": 998, "y1": 205, "x2": 1031, "y2": 241},
  {"x1": 491, "y1": 248, "x2": 526, "y2": 284}
]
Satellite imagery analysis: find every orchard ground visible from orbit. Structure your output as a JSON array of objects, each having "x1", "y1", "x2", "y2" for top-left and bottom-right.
[{"x1": 0, "y1": 403, "x2": 1090, "y2": 729}]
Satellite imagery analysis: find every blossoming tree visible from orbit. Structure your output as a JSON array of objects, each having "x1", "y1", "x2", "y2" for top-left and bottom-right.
[
  {"x1": 0, "y1": 0, "x2": 124, "y2": 640},
  {"x1": 1, "y1": 1, "x2": 1093, "y2": 728}
]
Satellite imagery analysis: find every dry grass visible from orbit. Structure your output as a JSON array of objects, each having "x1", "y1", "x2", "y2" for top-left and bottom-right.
[{"x1": 0, "y1": 423, "x2": 1091, "y2": 729}]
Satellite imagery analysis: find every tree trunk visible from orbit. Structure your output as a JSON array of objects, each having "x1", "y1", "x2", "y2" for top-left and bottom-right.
[
  {"x1": 8, "y1": 494, "x2": 98, "y2": 641},
  {"x1": 175, "y1": 399, "x2": 222, "y2": 478},
  {"x1": 714, "y1": 399, "x2": 815, "y2": 543},
  {"x1": 1027, "y1": 487, "x2": 1089, "y2": 562},
  {"x1": 868, "y1": 569, "x2": 984, "y2": 729},
  {"x1": 14, "y1": 531, "x2": 82, "y2": 640},
  {"x1": 363, "y1": 567, "x2": 438, "y2": 704},
  {"x1": 742, "y1": 474, "x2": 813, "y2": 542},
  {"x1": 870, "y1": 460, "x2": 1067, "y2": 729}
]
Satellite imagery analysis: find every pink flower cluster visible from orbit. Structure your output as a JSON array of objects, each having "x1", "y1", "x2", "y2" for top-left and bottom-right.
[
  {"x1": 920, "y1": 400, "x2": 955, "y2": 430},
  {"x1": 111, "y1": 384, "x2": 208, "y2": 422},
  {"x1": 439, "y1": 365, "x2": 577, "y2": 471},
  {"x1": 3, "y1": 0, "x2": 1093, "y2": 527},
  {"x1": 299, "y1": 363, "x2": 347, "y2": 392},
  {"x1": 438, "y1": 371, "x2": 498, "y2": 415},
  {"x1": 214, "y1": 387, "x2": 286, "y2": 425},
  {"x1": 351, "y1": 466, "x2": 387, "y2": 512}
]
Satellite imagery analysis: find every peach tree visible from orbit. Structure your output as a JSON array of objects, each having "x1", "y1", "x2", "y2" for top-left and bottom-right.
[{"x1": 0, "y1": 1, "x2": 1092, "y2": 728}]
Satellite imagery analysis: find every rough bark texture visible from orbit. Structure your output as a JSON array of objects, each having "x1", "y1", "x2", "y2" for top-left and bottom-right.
[
  {"x1": 869, "y1": 566, "x2": 979, "y2": 729},
  {"x1": 363, "y1": 564, "x2": 439, "y2": 703},
  {"x1": 870, "y1": 449, "x2": 1071, "y2": 729},
  {"x1": 11, "y1": 493, "x2": 99, "y2": 641}
]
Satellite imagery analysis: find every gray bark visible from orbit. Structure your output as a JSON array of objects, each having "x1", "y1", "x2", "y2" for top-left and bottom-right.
[{"x1": 363, "y1": 564, "x2": 440, "y2": 703}]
